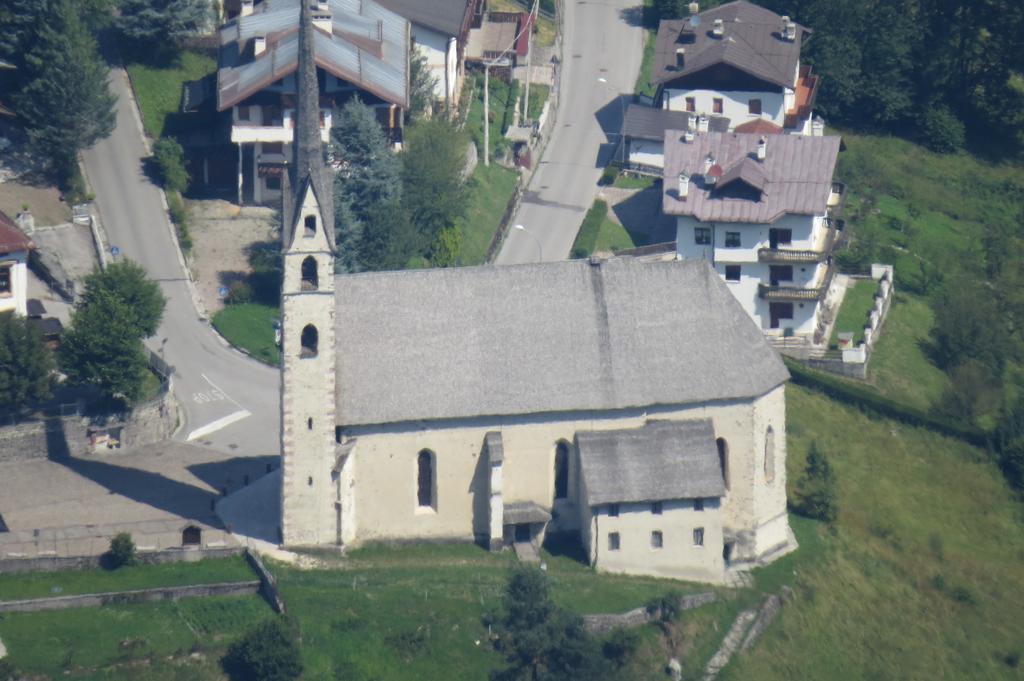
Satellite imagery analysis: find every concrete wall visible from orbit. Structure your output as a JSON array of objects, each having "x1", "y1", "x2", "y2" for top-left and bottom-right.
[
  {"x1": 0, "y1": 251, "x2": 29, "y2": 316},
  {"x1": 0, "y1": 581, "x2": 259, "y2": 613},
  {"x1": 582, "y1": 591, "x2": 717, "y2": 634},
  {"x1": 411, "y1": 22, "x2": 458, "y2": 102},
  {"x1": 0, "y1": 387, "x2": 177, "y2": 464}
]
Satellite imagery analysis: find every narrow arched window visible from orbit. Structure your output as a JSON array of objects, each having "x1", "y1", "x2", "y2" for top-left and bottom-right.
[
  {"x1": 716, "y1": 437, "x2": 729, "y2": 490},
  {"x1": 764, "y1": 426, "x2": 776, "y2": 482},
  {"x1": 554, "y1": 441, "x2": 569, "y2": 500},
  {"x1": 300, "y1": 324, "x2": 318, "y2": 358},
  {"x1": 301, "y1": 256, "x2": 318, "y2": 290},
  {"x1": 417, "y1": 450, "x2": 434, "y2": 508},
  {"x1": 304, "y1": 215, "x2": 316, "y2": 238}
]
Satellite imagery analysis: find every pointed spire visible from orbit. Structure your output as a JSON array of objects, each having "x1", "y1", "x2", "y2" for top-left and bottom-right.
[{"x1": 293, "y1": 0, "x2": 323, "y2": 189}]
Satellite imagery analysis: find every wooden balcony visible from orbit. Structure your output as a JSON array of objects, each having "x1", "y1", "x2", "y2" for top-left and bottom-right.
[
  {"x1": 758, "y1": 225, "x2": 838, "y2": 264},
  {"x1": 759, "y1": 263, "x2": 835, "y2": 301}
]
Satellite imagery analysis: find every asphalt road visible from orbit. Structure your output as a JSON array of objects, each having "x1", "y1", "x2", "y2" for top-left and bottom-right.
[
  {"x1": 495, "y1": 0, "x2": 643, "y2": 265},
  {"x1": 81, "y1": 67, "x2": 280, "y2": 456}
]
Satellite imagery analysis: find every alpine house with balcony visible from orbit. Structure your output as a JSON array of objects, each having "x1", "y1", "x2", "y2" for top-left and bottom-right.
[
  {"x1": 651, "y1": 0, "x2": 820, "y2": 137},
  {"x1": 662, "y1": 130, "x2": 844, "y2": 339},
  {"x1": 216, "y1": 0, "x2": 410, "y2": 205}
]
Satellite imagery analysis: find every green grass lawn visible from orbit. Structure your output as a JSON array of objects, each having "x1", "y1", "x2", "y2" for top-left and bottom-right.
[
  {"x1": 211, "y1": 303, "x2": 280, "y2": 366},
  {"x1": 721, "y1": 384, "x2": 1024, "y2": 681},
  {"x1": 457, "y1": 163, "x2": 520, "y2": 266},
  {"x1": 612, "y1": 173, "x2": 657, "y2": 190},
  {"x1": 829, "y1": 279, "x2": 878, "y2": 347},
  {"x1": 0, "y1": 555, "x2": 255, "y2": 602},
  {"x1": 125, "y1": 50, "x2": 217, "y2": 139},
  {"x1": 571, "y1": 199, "x2": 647, "y2": 257},
  {"x1": 635, "y1": 30, "x2": 657, "y2": 98},
  {"x1": 0, "y1": 595, "x2": 273, "y2": 679},
  {"x1": 522, "y1": 83, "x2": 551, "y2": 121}
]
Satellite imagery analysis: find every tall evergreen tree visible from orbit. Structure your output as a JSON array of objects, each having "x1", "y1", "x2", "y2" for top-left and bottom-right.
[
  {"x1": 0, "y1": 313, "x2": 55, "y2": 411},
  {"x1": 331, "y1": 98, "x2": 402, "y2": 273},
  {"x1": 407, "y1": 50, "x2": 437, "y2": 123},
  {"x1": 117, "y1": 0, "x2": 209, "y2": 51},
  {"x1": 15, "y1": 0, "x2": 116, "y2": 182}
]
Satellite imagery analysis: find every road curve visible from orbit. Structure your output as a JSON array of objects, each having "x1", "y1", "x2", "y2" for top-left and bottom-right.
[
  {"x1": 81, "y1": 66, "x2": 280, "y2": 456},
  {"x1": 495, "y1": 0, "x2": 643, "y2": 265}
]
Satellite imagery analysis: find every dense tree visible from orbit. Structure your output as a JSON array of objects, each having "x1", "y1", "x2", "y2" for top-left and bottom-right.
[
  {"x1": 930, "y1": 275, "x2": 1010, "y2": 372},
  {"x1": 223, "y1": 618, "x2": 302, "y2": 681},
  {"x1": 793, "y1": 440, "x2": 838, "y2": 523},
  {"x1": 0, "y1": 312, "x2": 54, "y2": 411},
  {"x1": 81, "y1": 261, "x2": 166, "y2": 338},
  {"x1": 408, "y1": 50, "x2": 438, "y2": 123},
  {"x1": 117, "y1": 0, "x2": 209, "y2": 51},
  {"x1": 0, "y1": 0, "x2": 116, "y2": 66},
  {"x1": 490, "y1": 567, "x2": 603, "y2": 681},
  {"x1": 402, "y1": 118, "x2": 468, "y2": 248},
  {"x1": 59, "y1": 261, "x2": 166, "y2": 403},
  {"x1": 331, "y1": 98, "x2": 403, "y2": 273},
  {"x1": 14, "y1": 0, "x2": 116, "y2": 183},
  {"x1": 358, "y1": 199, "x2": 421, "y2": 271}
]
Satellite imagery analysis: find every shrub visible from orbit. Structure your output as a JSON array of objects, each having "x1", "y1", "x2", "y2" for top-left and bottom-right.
[
  {"x1": 598, "y1": 165, "x2": 620, "y2": 186},
  {"x1": 0, "y1": 660, "x2": 18, "y2": 681},
  {"x1": 153, "y1": 137, "x2": 189, "y2": 193},
  {"x1": 223, "y1": 618, "x2": 302, "y2": 681},
  {"x1": 999, "y1": 438, "x2": 1024, "y2": 491},
  {"x1": 645, "y1": 590, "x2": 683, "y2": 622},
  {"x1": 108, "y1": 532, "x2": 137, "y2": 568},
  {"x1": 793, "y1": 441, "x2": 838, "y2": 523},
  {"x1": 601, "y1": 628, "x2": 640, "y2": 667},
  {"x1": 225, "y1": 280, "x2": 253, "y2": 305},
  {"x1": 920, "y1": 105, "x2": 965, "y2": 153},
  {"x1": 166, "y1": 190, "x2": 192, "y2": 252}
]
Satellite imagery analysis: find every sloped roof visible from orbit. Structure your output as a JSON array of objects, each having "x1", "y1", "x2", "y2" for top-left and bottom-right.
[
  {"x1": 333, "y1": 257, "x2": 788, "y2": 427},
  {"x1": 578, "y1": 420, "x2": 726, "y2": 505},
  {"x1": 217, "y1": 0, "x2": 409, "y2": 110},
  {"x1": 653, "y1": 0, "x2": 808, "y2": 88},
  {"x1": 0, "y1": 210, "x2": 33, "y2": 252},
  {"x1": 718, "y1": 156, "x2": 766, "y2": 191},
  {"x1": 375, "y1": 0, "x2": 470, "y2": 37},
  {"x1": 663, "y1": 131, "x2": 840, "y2": 223},
  {"x1": 622, "y1": 104, "x2": 729, "y2": 142},
  {"x1": 734, "y1": 117, "x2": 783, "y2": 135}
]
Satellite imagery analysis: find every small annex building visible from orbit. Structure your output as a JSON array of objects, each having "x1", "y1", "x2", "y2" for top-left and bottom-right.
[{"x1": 276, "y1": 1, "x2": 795, "y2": 584}]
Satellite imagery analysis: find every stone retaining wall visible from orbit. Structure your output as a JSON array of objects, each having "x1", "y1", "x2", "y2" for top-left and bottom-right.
[
  {"x1": 245, "y1": 548, "x2": 286, "y2": 614},
  {"x1": 582, "y1": 592, "x2": 717, "y2": 635},
  {"x1": 0, "y1": 546, "x2": 242, "y2": 574},
  {"x1": 0, "y1": 581, "x2": 259, "y2": 613}
]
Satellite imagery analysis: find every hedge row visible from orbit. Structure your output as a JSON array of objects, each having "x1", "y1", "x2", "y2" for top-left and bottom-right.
[
  {"x1": 570, "y1": 200, "x2": 609, "y2": 258},
  {"x1": 784, "y1": 358, "x2": 990, "y2": 448}
]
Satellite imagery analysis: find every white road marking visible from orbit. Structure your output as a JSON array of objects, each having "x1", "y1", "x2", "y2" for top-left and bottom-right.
[
  {"x1": 187, "y1": 410, "x2": 252, "y2": 441},
  {"x1": 200, "y1": 373, "x2": 246, "y2": 410}
]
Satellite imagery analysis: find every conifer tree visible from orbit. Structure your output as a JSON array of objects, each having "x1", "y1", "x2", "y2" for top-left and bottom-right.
[
  {"x1": 0, "y1": 313, "x2": 54, "y2": 411},
  {"x1": 794, "y1": 441, "x2": 838, "y2": 523},
  {"x1": 118, "y1": 0, "x2": 210, "y2": 50}
]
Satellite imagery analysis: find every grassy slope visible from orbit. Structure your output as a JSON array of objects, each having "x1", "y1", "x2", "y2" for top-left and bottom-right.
[
  {"x1": 829, "y1": 279, "x2": 877, "y2": 347},
  {"x1": 458, "y1": 163, "x2": 520, "y2": 266},
  {"x1": 125, "y1": 51, "x2": 216, "y2": 139},
  {"x1": 271, "y1": 542, "x2": 710, "y2": 681},
  {"x1": 211, "y1": 303, "x2": 280, "y2": 366},
  {"x1": 0, "y1": 595, "x2": 273, "y2": 678},
  {"x1": 0, "y1": 556, "x2": 254, "y2": 601},
  {"x1": 722, "y1": 385, "x2": 1024, "y2": 681},
  {"x1": 635, "y1": 30, "x2": 657, "y2": 98}
]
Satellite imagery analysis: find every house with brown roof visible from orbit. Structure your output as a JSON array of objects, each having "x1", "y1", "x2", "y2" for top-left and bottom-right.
[
  {"x1": 652, "y1": 1, "x2": 821, "y2": 136},
  {"x1": 213, "y1": 0, "x2": 410, "y2": 205},
  {"x1": 0, "y1": 210, "x2": 35, "y2": 317},
  {"x1": 662, "y1": 130, "x2": 845, "y2": 341}
]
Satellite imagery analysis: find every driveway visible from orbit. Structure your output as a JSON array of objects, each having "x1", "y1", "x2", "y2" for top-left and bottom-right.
[
  {"x1": 495, "y1": 0, "x2": 643, "y2": 264},
  {"x1": 81, "y1": 67, "x2": 280, "y2": 456}
]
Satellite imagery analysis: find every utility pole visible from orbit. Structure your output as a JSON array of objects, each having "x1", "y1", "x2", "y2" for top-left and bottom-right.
[
  {"x1": 522, "y1": 0, "x2": 539, "y2": 124},
  {"x1": 483, "y1": 63, "x2": 490, "y2": 167}
]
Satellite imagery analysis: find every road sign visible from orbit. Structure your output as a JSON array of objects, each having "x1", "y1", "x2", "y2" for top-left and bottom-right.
[{"x1": 110, "y1": 246, "x2": 120, "y2": 257}]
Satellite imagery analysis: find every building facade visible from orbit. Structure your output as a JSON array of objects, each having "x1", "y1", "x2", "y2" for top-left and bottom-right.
[
  {"x1": 663, "y1": 130, "x2": 844, "y2": 339},
  {"x1": 0, "y1": 211, "x2": 34, "y2": 317}
]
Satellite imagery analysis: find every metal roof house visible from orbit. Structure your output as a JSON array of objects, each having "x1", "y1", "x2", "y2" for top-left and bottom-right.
[
  {"x1": 213, "y1": 0, "x2": 410, "y2": 205},
  {"x1": 652, "y1": 1, "x2": 821, "y2": 135}
]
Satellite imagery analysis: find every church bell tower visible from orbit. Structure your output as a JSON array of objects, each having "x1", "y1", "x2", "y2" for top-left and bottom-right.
[{"x1": 279, "y1": 0, "x2": 337, "y2": 546}]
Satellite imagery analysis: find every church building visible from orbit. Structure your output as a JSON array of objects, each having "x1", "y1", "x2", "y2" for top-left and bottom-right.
[{"x1": 279, "y1": 1, "x2": 795, "y2": 584}]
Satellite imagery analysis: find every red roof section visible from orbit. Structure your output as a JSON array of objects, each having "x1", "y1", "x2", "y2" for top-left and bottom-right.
[
  {"x1": 734, "y1": 118, "x2": 784, "y2": 135},
  {"x1": 0, "y1": 210, "x2": 34, "y2": 252},
  {"x1": 515, "y1": 11, "x2": 535, "y2": 57}
]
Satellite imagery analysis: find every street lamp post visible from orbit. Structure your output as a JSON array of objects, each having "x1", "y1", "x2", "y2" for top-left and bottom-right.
[{"x1": 513, "y1": 224, "x2": 543, "y2": 262}]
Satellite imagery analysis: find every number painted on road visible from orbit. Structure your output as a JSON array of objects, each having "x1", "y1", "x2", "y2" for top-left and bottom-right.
[{"x1": 192, "y1": 390, "x2": 226, "y2": 404}]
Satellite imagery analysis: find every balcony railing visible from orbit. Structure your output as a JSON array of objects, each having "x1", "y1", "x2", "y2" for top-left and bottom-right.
[
  {"x1": 758, "y1": 225, "x2": 838, "y2": 264},
  {"x1": 758, "y1": 263, "x2": 835, "y2": 301}
]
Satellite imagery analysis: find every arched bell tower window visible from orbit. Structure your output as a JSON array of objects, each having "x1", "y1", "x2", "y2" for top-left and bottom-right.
[
  {"x1": 417, "y1": 450, "x2": 435, "y2": 509},
  {"x1": 300, "y1": 324, "x2": 318, "y2": 358},
  {"x1": 304, "y1": 215, "x2": 316, "y2": 238},
  {"x1": 301, "y1": 256, "x2": 318, "y2": 290},
  {"x1": 764, "y1": 426, "x2": 776, "y2": 483},
  {"x1": 716, "y1": 437, "x2": 729, "y2": 490},
  {"x1": 554, "y1": 441, "x2": 569, "y2": 500}
]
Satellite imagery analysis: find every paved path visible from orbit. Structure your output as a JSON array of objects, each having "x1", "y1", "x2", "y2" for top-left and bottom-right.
[
  {"x1": 81, "y1": 67, "x2": 280, "y2": 455},
  {"x1": 496, "y1": 0, "x2": 643, "y2": 264}
]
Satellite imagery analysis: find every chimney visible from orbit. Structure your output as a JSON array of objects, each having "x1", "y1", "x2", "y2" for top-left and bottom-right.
[
  {"x1": 675, "y1": 47, "x2": 685, "y2": 68},
  {"x1": 698, "y1": 113, "x2": 709, "y2": 132},
  {"x1": 253, "y1": 34, "x2": 267, "y2": 56},
  {"x1": 312, "y1": 2, "x2": 332, "y2": 33},
  {"x1": 15, "y1": 210, "x2": 34, "y2": 235},
  {"x1": 677, "y1": 173, "x2": 690, "y2": 199},
  {"x1": 683, "y1": 128, "x2": 695, "y2": 143},
  {"x1": 703, "y1": 153, "x2": 714, "y2": 175},
  {"x1": 784, "y1": 21, "x2": 797, "y2": 41},
  {"x1": 812, "y1": 115, "x2": 825, "y2": 137},
  {"x1": 757, "y1": 135, "x2": 767, "y2": 161},
  {"x1": 703, "y1": 154, "x2": 719, "y2": 186},
  {"x1": 688, "y1": 2, "x2": 699, "y2": 14},
  {"x1": 712, "y1": 18, "x2": 724, "y2": 37},
  {"x1": 687, "y1": 115, "x2": 696, "y2": 132},
  {"x1": 240, "y1": 0, "x2": 254, "y2": 17}
]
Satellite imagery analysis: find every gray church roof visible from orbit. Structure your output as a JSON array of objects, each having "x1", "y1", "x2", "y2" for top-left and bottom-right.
[
  {"x1": 577, "y1": 420, "x2": 725, "y2": 505},
  {"x1": 333, "y1": 257, "x2": 788, "y2": 427}
]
